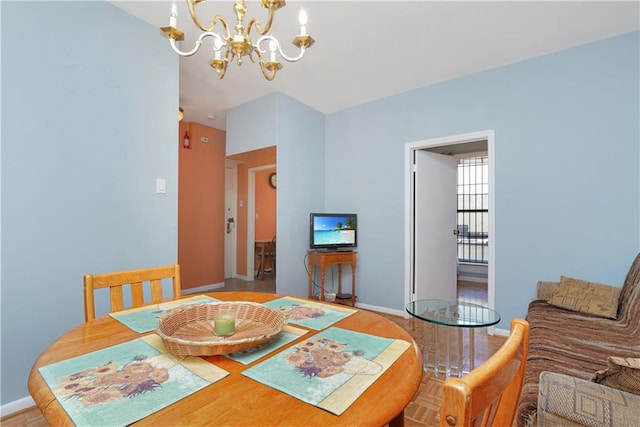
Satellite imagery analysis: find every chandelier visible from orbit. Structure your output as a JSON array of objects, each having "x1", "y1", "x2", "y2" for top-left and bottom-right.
[{"x1": 160, "y1": 0, "x2": 314, "y2": 81}]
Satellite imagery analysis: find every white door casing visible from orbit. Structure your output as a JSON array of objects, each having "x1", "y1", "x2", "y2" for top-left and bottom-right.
[
  {"x1": 224, "y1": 162, "x2": 238, "y2": 278},
  {"x1": 247, "y1": 164, "x2": 276, "y2": 281},
  {"x1": 404, "y1": 130, "x2": 495, "y2": 320}
]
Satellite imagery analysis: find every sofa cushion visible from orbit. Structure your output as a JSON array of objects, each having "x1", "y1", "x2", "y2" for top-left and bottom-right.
[
  {"x1": 592, "y1": 356, "x2": 640, "y2": 396},
  {"x1": 547, "y1": 276, "x2": 621, "y2": 319},
  {"x1": 538, "y1": 371, "x2": 640, "y2": 427}
]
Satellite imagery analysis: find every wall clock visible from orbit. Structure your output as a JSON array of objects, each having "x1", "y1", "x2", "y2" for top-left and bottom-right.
[{"x1": 268, "y1": 172, "x2": 277, "y2": 189}]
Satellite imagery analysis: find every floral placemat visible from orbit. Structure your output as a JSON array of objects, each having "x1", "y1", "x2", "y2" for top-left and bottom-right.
[
  {"x1": 263, "y1": 297, "x2": 356, "y2": 330},
  {"x1": 225, "y1": 325, "x2": 309, "y2": 365},
  {"x1": 242, "y1": 327, "x2": 410, "y2": 415},
  {"x1": 38, "y1": 334, "x2": 228, "y2": 427},
  {"x1": 110, "y1": 295, "x2": 220, "y2": 333}
]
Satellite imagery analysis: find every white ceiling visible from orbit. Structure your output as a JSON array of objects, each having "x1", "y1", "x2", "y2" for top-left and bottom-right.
[{"x1": 112, "y1": 1, "x2": 640, "y2": 130}]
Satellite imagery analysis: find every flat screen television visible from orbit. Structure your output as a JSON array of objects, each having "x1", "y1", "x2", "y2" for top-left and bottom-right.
[{"x1": 310, "y1": 213, "x2": 357, "y2": 251}]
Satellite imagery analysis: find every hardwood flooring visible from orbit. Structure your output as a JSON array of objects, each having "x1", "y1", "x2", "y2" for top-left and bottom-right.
[{"x1": 2, "y1": 279, "x2": 505, "y2": 427}]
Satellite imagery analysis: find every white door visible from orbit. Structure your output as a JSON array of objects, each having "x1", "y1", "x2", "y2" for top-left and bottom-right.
[
  {"x1": 224, "y1": 163, "x2": 237, "y2": 279},
  {"x1": 413, "y1": 150, "x2": 458, "y2": 300}
]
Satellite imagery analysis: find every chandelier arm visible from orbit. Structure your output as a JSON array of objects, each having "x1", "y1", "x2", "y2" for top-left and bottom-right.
[
  {"x1": 255, "y1": 36, "x2": 306, "y2": 62},
  {"x1": 258, "y1": 61, "x2": 277, "y2": 81},
  {"x1": 170, "y1": 32, "x2": 224, "y2": 57},
  {"x1": 186, "y1": 0, "x2": 226, "y2": 33},
  {"x1": 246, "y1": 6, "x2": 276, "y2": 36},
  {"x1": 216, "y1": 61, "x2": 227, "y2": 79},
  {"x1": 247, "y1": 50, "x2": 257, "y2": 64},
  {"x1": 169, "y1": 37, "x2": 201, "y2": 57}
]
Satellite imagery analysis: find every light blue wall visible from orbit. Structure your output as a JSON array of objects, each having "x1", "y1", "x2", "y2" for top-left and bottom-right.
[
  {"x1": 226, "y1": 92, "x2": 325, "y2": 297},
  {"x1": 325, "y1": 97, "x2": 407, "y2": 306},
  {"x1": 273, "y1": 93, "x2": 325, "y2": 297},
  {"x1": 226, "y1": 94, "x2": 279, "y2": 156},
  {"x1": 1, "y1": 1, "x2": 179, "y2": 405},
  {"x1": 325, "y1": 32, "x2": 640, "y2": 327}
]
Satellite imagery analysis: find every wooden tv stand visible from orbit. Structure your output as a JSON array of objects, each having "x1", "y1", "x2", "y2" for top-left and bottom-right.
[{"x1": 307, "y1": 250, "x2": 357, "y2": 306}]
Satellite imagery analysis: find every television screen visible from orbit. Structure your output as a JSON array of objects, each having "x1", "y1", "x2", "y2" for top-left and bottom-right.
[{"x1": 310, "y1": 213, "x2": 357, "y2": 251}]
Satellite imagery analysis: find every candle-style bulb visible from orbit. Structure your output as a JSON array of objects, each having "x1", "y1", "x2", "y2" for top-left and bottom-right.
[
  {"x1": 269, "y1": 40, "x2": 277, "y2": 62},
  {"x1": 170, "y1": 1, "x2": 178, "y2": 27},
  {"x1": 214, "y1": 37, "x2": 222, "y2": 60},
  {"x1": 299, "y1": 9, "x2": 307, "y2": 35}
]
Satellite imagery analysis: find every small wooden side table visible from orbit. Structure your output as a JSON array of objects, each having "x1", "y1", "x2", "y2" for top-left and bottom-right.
[{"x1": 307, "y1": 250, "x2": 357, "y2": 306}]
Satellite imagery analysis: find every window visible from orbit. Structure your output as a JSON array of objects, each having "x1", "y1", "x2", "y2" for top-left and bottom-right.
[{"x1": 457, "y1": 155, "x2": 488, "y2": 264}]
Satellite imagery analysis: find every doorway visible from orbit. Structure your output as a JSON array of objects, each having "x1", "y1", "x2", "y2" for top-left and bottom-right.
[
  {"x1": 247, "y1": 164, "x2": 277, "y2": 281},
  {"x1": 404, "y1": 130, "x2": 495, "y2": 311},
  {"x1": 225, "y1": 146, "x2": 277, "y2": 281}
]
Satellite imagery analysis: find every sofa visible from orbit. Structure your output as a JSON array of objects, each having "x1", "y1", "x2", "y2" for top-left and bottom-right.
[{"x1": 516, "y1": 253, "x2": 640, "y2": 426}]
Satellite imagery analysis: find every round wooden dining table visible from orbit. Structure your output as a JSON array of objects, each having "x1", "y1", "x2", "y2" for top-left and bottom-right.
[{"x1": 28, "y1": 292, "x2": 423, "y2": 426}]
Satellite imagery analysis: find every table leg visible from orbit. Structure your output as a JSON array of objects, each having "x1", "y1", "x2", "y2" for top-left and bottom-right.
[
  {"x1": 350, "y1": 262, "x2": 356, "y2": 306},
  {"x1": 389, "y1": 410, "x2": 405, "y2": 427},
  {"x1": 434, "y1": 324, "x2": 440, "y2": 377},
  {"x1": 422, "y1": 320, "x2": 429, "y2": 373},
  {"x1": 445, "y1": 326, "x2": 451, "y2": 377},
  {"x1": 469, "y1": 328, "x2": 475, "y2": 371},
  {"x1": 308, "y1": 262, "x2": 314, "y2": 299},
  {"x1": 457, "y1": 327, "x2": 463, "y2": 378}
]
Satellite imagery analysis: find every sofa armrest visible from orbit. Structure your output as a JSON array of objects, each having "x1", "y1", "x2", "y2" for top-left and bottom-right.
[
  {"x1": 536, "y1": 281, "x2": 560, "y2": 301},
  {"x1": 537, "y1": 371, "x2": 640, "y2": 427}
]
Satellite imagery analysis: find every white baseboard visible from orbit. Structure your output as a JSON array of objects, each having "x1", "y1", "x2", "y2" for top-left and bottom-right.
[
  {"x1": 1, "y1": 396, "x2": 35, "y2": 418},
  {"x1": 356, "y1": 302, "x2": 407, "y2": 318},
  {"x1": 181, "y1": 282, "x2": 225, "y2": 295},
  {"x1": 492, "y1": 327, "x2": 510, "y2": 336}
]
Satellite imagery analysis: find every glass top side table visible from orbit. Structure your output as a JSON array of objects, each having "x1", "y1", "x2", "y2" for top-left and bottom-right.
[{"x1": 405, "y1": 299, "x2": 501, "y2": 377}]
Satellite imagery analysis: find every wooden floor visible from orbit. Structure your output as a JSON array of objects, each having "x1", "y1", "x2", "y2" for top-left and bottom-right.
[{"x1": 2, "y1": 280, "x2": 505, "y2": 427}]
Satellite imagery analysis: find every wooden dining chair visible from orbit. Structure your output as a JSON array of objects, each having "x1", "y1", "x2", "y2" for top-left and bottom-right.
[
  {"x1": 84, "y1": 264, "x2": 182, "y2": 322},
  {"x1": 439, "y1": 318, "x2": 530, "y2": 427},
  {"x1": 264, "y1": 235, "x2": 276, "y2": 278}
]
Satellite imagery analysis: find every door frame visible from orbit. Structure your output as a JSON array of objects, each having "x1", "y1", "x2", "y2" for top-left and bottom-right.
[
  {"x1": 404, "y1": 130, "x2": 496, "y2": 313},
  {"x1": 224, "y1": 160, "x2": 239, "y2": 279},
  {"x1": 247, "y1": 163, "x2": 277, "y2": 281}
]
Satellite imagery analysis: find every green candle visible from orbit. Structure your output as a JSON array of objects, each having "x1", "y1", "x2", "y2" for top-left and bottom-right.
[{"x1": 214, "y1": 314, "x2": 235, "y2": 336}]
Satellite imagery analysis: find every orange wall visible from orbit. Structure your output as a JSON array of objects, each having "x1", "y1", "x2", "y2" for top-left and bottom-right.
[
  {"x1": 255, "y1": 168, "x2": 276, "y2": 240},
  {"x1": 228, "y1": 147, "x2": 276, "y2": 276},
  {"x1": 178, "y1": 121, "x2": 226, "y2": 290}
]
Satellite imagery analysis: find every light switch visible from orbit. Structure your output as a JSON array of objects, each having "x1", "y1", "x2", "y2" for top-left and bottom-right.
[{"x1": 156, "y1": 178, "x2": 166, "y2": 194}]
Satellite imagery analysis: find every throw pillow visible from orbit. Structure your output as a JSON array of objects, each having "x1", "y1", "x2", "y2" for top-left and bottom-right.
[
  {"x1": 547, "y1": 276, "x2": 620, "y2": 319},
  {"x1": 536, "y1": 280, "x2": 560, "y2": 301},
  {"x1": 592, "y1": 356, "x2": 640, "y2": 396}
]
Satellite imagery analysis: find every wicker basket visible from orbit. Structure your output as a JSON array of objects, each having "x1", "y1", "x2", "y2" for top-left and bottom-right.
[{"x1": 156, "y1": 301, "x2": 287, "y2": 356}]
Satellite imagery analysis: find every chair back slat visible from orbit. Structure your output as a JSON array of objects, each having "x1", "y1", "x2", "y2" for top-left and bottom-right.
[
  {"x1": 440, "y1": 318, "x2": 530, "y2": 427},
  {"x1": 131, "y1": 282, "x2": 145, "y2": 308},
  {"x1": 109, "y1": 286, "x2": 125, "y2": 313},
  {"x1": 150, "y1": 279, "x2": 164, "y2": 302},
  {"x1": 84, "y1": 264, "x2": 181, "y2": 322}
]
